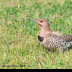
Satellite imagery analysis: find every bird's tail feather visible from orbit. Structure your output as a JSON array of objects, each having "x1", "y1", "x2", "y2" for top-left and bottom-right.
[
  {"x1": 70, "y1": 42, "x2": 72, "y2": 45},
  {"x1": 64, "y1": 42, "x2": 72, "y2": 50}
]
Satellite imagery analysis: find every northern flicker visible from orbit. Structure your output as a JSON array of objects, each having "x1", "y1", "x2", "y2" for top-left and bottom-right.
[{"x1": 28, "y1": 18, "x2": 72, "y2": 54}]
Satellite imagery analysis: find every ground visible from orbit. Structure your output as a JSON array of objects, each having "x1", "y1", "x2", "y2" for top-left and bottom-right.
[{"x1": 0, "y1": 0, "x2": 72, "y2": 69}]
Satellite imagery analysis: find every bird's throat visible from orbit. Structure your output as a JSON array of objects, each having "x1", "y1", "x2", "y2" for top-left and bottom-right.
[{"x1": 39, "y1": 28, "x2": 52, "y2": 37}]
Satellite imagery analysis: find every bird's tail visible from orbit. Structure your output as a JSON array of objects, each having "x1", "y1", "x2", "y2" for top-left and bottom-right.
[
  {"x1": 64, "y1": 42, "x2": 72, "y2": 50},
  {"x1": 70, "y1": 42, "x2": 72, "y2": 45}
]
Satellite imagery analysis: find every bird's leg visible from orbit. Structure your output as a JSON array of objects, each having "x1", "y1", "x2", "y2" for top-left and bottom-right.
[
  {"x1": 50, "y1": 49, "x2": 53, "y2": 53},
  {"x1": 58, "y1": 48, "x2": 64, "y2": 57}
]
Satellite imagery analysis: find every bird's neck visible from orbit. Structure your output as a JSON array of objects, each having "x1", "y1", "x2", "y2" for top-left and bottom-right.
[{"x1": 39, "y1": 28, "x2": 52, "y2": 37}]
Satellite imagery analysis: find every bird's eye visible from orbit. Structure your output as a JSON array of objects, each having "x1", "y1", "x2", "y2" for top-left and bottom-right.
[{"x1": 40, "y1": 21, "x2": 43, "y2": 23}]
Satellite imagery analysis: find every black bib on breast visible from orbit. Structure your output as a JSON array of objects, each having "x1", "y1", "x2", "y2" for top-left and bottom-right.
[{"x1": 38, "y1": 35, "x2": 44, "y2": 42}]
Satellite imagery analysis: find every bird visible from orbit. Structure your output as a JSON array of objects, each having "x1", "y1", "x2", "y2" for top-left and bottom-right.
[{"x1": 28, "y1": 18, "x2": 72, "y2": 55}]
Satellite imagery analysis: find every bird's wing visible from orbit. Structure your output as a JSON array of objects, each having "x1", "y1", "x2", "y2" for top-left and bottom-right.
[
  {"x1": 46, "y1": 32, "x2": 72, "y2": 42},
  {"x1": 61, "y1": 34, "x2": 72, "y2": 42},
  {"x1": 44, "y1": 33, "x2": 72, "y2": 49}
]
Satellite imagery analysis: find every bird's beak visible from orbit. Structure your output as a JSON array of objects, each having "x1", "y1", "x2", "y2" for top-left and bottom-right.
[{"x1": 27, "y1": 18, "x2": 38, "y2": 23}]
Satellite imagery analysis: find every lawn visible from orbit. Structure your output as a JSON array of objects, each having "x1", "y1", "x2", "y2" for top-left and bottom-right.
[{"x1": 0, "y1": 0, "x2": 72, "y2": 69}]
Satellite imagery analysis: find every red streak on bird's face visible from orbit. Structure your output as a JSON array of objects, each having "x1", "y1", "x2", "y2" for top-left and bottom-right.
[{"x1": 38, "y1": 23, "x2": 43, "y2": 27}]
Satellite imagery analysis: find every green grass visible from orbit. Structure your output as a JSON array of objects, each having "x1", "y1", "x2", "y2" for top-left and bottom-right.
[{"x1": 0, "y1": 0, "x2": 72, "y2": 69}]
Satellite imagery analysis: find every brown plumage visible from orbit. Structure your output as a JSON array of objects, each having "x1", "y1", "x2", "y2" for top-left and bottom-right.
[{"x1": 28, "y1": 18, "x2": 72, "y2": 54}]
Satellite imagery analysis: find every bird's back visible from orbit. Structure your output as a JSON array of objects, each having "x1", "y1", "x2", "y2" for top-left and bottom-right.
[{"x1": 46, "y1": 32, "x2": 72, "y2": 42}]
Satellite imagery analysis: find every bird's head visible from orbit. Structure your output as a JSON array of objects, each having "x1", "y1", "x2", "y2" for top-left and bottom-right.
[{"x1": 28, "y1": 18, "x2": 50, "y2": 30}]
